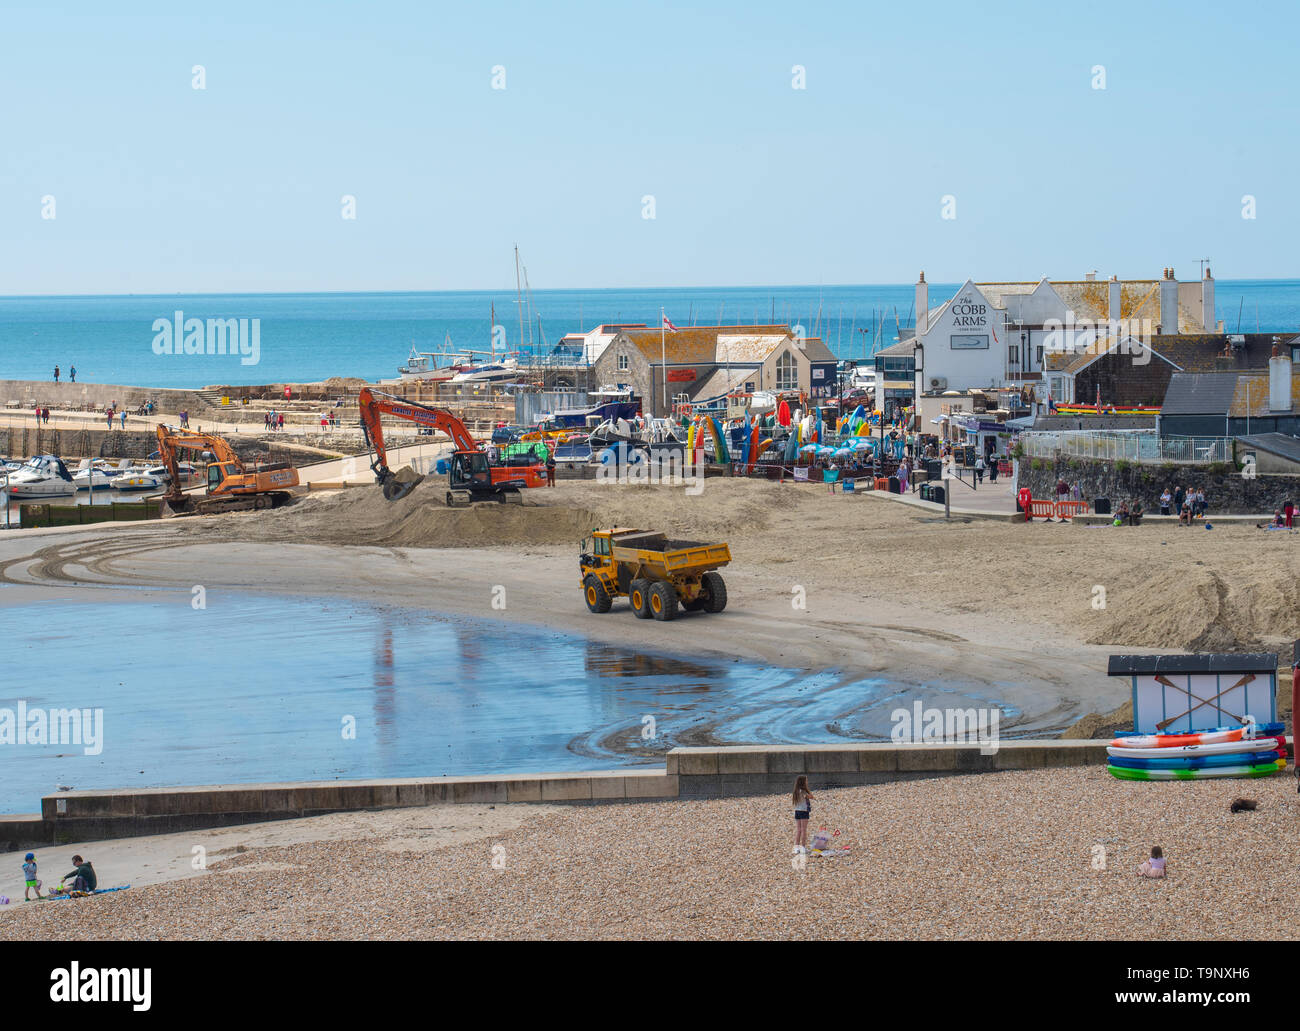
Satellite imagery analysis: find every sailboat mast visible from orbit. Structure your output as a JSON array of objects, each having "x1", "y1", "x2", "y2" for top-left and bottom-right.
[{"x1": 514, "y1": 246, "x2": 525, "y2": 357}]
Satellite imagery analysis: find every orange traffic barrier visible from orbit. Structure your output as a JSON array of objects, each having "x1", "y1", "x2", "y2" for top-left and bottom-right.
[
  {"x1": 874, "y1": 477, "x2": 889, "y2": 491},
  {"x1": 1028, "y1": 499, "x2": 1056, "y2": 519},
  {"x1": 1054, "y1": 500, "x2": 1090, "y2": 520}
]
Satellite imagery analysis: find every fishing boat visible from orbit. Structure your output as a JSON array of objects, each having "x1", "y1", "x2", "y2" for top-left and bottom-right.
[
  {"x1": 398, "y1": 343, "x2": 483, "y2": 381},
  {"x1": 4, "y1": 455, "x2": 77, "y2": 497}
]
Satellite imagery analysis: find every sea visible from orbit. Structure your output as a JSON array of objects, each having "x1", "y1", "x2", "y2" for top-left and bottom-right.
[{"x1": 2, "y1": 280, "x2": 1299, "y2": 390}]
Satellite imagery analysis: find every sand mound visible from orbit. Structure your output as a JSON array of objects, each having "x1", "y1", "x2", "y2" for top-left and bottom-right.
[
  {"x1": 1082, "y1": 563, "x2": 1300, "y2": 651},
  {"x1": 232, "y1": 475, "x2": 818, "y2": 550}
]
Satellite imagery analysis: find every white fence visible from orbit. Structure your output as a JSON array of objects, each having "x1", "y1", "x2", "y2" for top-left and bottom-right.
[{"x1": 1019, "y1": 430, "x2": 1234, "y2": 465}]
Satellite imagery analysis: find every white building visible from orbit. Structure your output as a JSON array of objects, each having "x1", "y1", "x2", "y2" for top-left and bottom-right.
[{"x1": 903, "y1": 267, "x2": 1221, "y2": 396}]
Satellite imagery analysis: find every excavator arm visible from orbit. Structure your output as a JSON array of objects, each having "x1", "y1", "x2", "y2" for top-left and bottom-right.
[
  {"x1": 155, "y1": 425, "x2": 244, "y2": 500},
  {"x1": 357, "y1": 387, "x2": 483, "y2": 500},
  {"x1": 154, "y1": 424, "x2": 297, "y2": 515}
]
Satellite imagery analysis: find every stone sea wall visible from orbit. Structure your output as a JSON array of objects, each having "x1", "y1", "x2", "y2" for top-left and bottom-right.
[{"x1": 1016, "y1": 456, "x2": 1300, "y2": 514}]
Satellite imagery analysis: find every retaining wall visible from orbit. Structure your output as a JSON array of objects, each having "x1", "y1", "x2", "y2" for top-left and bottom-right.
[
  {"x1": 0, "y1": 740, "x2": 1141, "y2": 850},
  {"x1": 1017, "y1": 456, "x2": 1300, "y2": 514}
]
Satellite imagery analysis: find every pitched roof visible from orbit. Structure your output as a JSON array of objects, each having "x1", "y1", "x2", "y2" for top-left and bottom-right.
[
  {"x1": 1160, "y1": 372, "x2": 1240, "y2": 416},
  {"x1": 620, "y1": 324, "x2": 817, "y2": 365},
  {"x1": 875, "y1": 339, "x2": 918, "y2": 357},
  {"x1": 1228, "y1": 369, "x2": 1300, "y2": 417},
  {"x1": 1055, "y1": 336, "x2": 1182, "y2": 375},
  {"x1": 1236, "y1": 432, "x2": 1300, "y2": 463}
]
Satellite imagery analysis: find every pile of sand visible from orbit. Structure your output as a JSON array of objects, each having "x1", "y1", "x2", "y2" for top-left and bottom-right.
[{"x1": 238, "y1": 475, "x2": 823, "y2": 551}]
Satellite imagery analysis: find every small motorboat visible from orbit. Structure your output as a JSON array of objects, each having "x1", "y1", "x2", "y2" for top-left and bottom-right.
[
  {"x1": 72, "y1": 458, "x2": 129, "y2": 490},
  {"x1": 109, "y1": 470, "x2": 165, "y2": 492},
  {"x1": 142, "y1": 462, "x2": 197, "y2": 483},
  {"x1": 4, "y1": 455, "x2": 77, "y2": 497}
]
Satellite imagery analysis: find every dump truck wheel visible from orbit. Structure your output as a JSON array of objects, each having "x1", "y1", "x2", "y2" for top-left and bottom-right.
[
  {"x1": 649, "y1": 582, "x2": 678, "y2": 621},
  {"x1": 629, "y1": 579, "x2": 652, "y2": 618},
  {"x1": 583, "y1": 575, "x2": 612, "y2": 614},
  {"x1": 701, "y1": 571, "x2": 728, "y2": 613}
]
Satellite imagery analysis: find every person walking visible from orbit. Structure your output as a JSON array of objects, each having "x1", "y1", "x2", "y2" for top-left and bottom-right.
[
  {"x1": 69, "y1": 365, "x2": 76, "y2": 383},
  {"x1": 1173, "y1": 484, "x2": 1185, "y2": 514},
  {"x1": 277, "y1": 412, "x2": 284, "y2": 431},
  {"x1": 106, "y1": 408, "x2": 114, "y2": 430},
  {"x1": 974, "y1": 454, "x2": 985, "y2": 484},
  {"x1": 53, "y1": 365, "x2": 59, "y2": 383},
  {"x1": 546, "y1": 451, "x2": 556, "y2": 487},
  {"x1": 119, "y1": 409, "x2": 127, "y2": 430}
]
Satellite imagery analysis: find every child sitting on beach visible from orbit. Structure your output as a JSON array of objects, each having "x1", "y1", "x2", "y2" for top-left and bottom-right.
[
  {"x1": 22, "y1": 852, "x2": 43, "y2": 900},
  {"x1": 1138, "y1": 846, "x2": 1166, "y2": 878},
  {"x1": 792, "y1": 776, "x2": 814, "y2": 855}
]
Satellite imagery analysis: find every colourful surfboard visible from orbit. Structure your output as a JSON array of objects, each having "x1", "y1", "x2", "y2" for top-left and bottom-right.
[{"x1": 747, "y1": 424, "x2": 761, "y2": 472}]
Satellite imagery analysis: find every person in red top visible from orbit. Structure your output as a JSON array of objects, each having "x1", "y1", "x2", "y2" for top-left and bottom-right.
[{"x1": 1285, "y1": 500, "x2": 1295, "y2": 533}]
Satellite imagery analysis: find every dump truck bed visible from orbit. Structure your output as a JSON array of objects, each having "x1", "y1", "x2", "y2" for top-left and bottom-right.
[{"x1": 609, "y1": 530, "x2": 731, "y2": 575}]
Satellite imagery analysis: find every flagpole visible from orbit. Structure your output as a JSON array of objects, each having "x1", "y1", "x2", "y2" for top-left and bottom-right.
[{"x1": 661, "y1": 306, "x2": 667, "y2": 416}]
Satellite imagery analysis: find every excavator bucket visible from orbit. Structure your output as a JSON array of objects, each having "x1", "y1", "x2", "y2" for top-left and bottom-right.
[
  {"x1": 380, "y1": 466, "x2": 424, "y2": 501},
  {"x1": 159, "y1": 494, "x2": 196, "y2": 518}
]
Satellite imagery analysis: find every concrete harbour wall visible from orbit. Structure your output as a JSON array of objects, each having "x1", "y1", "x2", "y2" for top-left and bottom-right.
[{"x1": 0, "y1": 740, "x2": 1138, "y2": 851}]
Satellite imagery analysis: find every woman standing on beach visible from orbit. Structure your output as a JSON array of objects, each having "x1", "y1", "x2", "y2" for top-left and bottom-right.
[{"x1": 792, "y1": 776, "x2": 814, "y2": 854}]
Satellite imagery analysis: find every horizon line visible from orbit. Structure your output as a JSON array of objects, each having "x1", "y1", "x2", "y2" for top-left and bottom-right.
[{"x1": 2, "y1": 276, "x2": 1299, "y2": 301}]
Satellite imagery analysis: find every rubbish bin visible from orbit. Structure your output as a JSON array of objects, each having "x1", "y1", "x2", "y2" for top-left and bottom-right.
[
  {"x1": 930, "y1": 485, "x2": 945, "y2": 505},
  {"x1": 919, "y1": 483, "x2": 932, "y2": 501},
  {"x1": 888, "y1": 476, "x2": 900, "y2": 493}
]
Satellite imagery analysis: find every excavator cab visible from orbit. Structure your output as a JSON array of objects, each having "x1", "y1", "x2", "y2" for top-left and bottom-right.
[
  {"x1": 207, "y1": 462, "x2": 238, "y2": 493},
  {"x1": 449, "y1": 451, "x2": 492, "y2": 489}
]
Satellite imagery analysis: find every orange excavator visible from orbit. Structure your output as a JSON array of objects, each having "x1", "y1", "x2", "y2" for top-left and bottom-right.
[
  {"x1": 357, "y1": 387, "x2": 546, "y2": 504},
  {"x1": 156, "y1": 425, "x2": 299, "y2": 516}
]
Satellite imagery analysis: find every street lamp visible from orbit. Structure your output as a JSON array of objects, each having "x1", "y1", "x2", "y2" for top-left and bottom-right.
[{"x1": 912, "y1": 342, "x2": 924, "y2": 487}]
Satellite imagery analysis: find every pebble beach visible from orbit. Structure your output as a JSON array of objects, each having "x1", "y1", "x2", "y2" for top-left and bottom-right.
[{"x1": 4, "y1": 767, "x2": 1297, "y2": 941}]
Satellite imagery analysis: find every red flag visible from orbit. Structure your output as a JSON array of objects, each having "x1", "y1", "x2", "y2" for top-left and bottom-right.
[{"x1": 662, "y1": 314, "x2": 679, "y2": 331}]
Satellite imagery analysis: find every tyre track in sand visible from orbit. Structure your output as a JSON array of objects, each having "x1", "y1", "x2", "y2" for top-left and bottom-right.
[{"x1": 0, "y1": 531, "x2": 187, "y2": 588}]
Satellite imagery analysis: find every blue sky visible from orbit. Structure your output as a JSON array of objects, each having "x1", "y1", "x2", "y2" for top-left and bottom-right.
[{"x1": 1, "y1": 0, "x2": 1296, "y2": 293}]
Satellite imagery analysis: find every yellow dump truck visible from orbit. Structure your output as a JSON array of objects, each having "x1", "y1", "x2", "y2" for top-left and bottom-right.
[{"x1": 579, "y1": 528, "x2": 731, "y2": 620}]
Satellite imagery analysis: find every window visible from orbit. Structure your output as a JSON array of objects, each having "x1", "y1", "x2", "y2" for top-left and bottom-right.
[
  {"x1": 744, "y1": 381, "x2": 755, "y2": 393},
  {"x1": 1008, "y1": 346, "x2": 1018, "y2": 364},
  {"x1": 776, "y1": 351, "x2": 797, "y2": 390},
  {"x1": 1036, "y1": 345, "x2": 1044, "y2": 365},
  {"x1": 594, "y1": 536, "x2": 610, "y2": 557},
  {"x1": 617, "y1": 353, "x2": 629, "y2": 372}
]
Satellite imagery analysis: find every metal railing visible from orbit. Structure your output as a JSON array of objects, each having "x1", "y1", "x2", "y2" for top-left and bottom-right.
[{"x1": 1018, "y1": 430, "x2": 1234, "y2": 465}]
